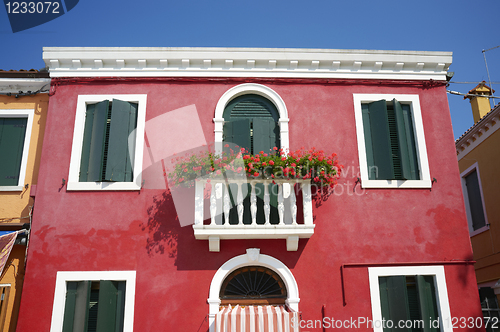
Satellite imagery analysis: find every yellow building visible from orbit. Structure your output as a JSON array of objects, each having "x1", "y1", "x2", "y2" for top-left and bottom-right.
[
  {"x1": 0, "y1": 69, "x2": 49, "y2": 332},
  {"x1": 456, "y1": 81, "x2": 500, "y2": 319}
]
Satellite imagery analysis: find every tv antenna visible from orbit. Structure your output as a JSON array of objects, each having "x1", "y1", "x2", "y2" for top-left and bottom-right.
[{"x1": 482, "y1": 45, "x2": 499, "y2": 108}]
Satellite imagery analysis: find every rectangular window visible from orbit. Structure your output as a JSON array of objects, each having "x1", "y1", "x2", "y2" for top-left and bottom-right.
[
  {"x1": 63, "y1": 280, "x2": 126, "y2": 332},
  {"x1": 379, "y1": 275, "x2": 439, "y2": 331},
  {"x1": 369, "y1": 266, "x2": 453, "y2": 332},
  {"x1": 461, "y1": 163, "x2": 488, "y2": 236},
  {"x1": 50, "y1": 271, "x2": 136, "y2": 332},
  {"x1": 479, "y1": 287, "x2": 500, "y2": 332},
  {"x1": 67, "y1": 95, "x2": 146, "y2": 191},
  {"x1": 0, "y1": 110, "x2": 34, "y2": 190},
  {"x1": 354, "y1": 94, "x2": 431, "y2": 188}
]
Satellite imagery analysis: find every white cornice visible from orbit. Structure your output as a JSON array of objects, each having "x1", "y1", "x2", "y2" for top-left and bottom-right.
[
  {"x1": 0, "y1": 78, "x2": 50, "y2": 93},
  {"x1": 43, "y1": 47, "x2": 452, "y2": 80},
  {"x1": 456, "y1": 105, "x2": 500, "y2": 160}
]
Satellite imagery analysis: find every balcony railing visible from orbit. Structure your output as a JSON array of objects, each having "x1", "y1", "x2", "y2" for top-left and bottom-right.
[{"x1": 193, "y1": 178, "x2": 314, "y2": 251}]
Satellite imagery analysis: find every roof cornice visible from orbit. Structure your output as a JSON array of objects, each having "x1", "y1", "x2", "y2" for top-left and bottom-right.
[
  {"x1": 0, "y1": 78, "x2": 51, "y2": 94},
  {"x1": 43, "y1": 47, "x2": 452, "y2": 80},
  {"x1": 456, "y1": 104, "x2": 500, "y2": 160}
]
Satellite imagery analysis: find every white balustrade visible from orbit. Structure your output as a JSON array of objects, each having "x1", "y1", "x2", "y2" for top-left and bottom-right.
[{"x1": 193, "y1": 178, "x2": 315, "y2": 252}]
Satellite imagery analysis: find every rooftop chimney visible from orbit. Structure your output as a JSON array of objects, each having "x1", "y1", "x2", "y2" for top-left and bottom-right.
[{"x1": 464, "y1": 81, "x2": 494, "y2": 123}]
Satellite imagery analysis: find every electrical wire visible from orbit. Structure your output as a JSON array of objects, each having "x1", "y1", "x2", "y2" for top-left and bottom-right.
[{"x1": 449, "y1": 81, "x2": 500, "y2": 84}]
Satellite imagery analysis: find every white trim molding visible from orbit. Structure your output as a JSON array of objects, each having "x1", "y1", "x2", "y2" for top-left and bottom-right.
[
  {"x1": 460, "y1": 162, "x2": 489, "y2": 236},
  {"x1": 67, "y1": 94, "x2": 147, "y2": 191},
  {"x1": 207, "y1": 249, "x2": 299, "y2": 332},
  {"x1": 368, "y1": 265, "x2": 453, "y2": 332},
  {"x1": 50, "y1": 270, "x2": 136, "y2": 332},
  {"x1": 213, "y1": 83, "x2": 289, "y2": 154},
  {"x1": 0, "y1": 109, "x2": 35, "y2": 191},
  {"x1": 43, "y1": 47, "x2": 452, "y2": 81},
  {"x1": 353, "y1": 94, "x2": 431, "y2": 188}
]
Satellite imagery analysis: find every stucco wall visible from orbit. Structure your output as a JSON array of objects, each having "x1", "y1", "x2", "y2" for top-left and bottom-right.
[
  {"x1": 16, "y1": 79, "x2": 482, "y2": 331},
  {"x1": 459, "y1": 127, "x2": 500, "y2": 284}
]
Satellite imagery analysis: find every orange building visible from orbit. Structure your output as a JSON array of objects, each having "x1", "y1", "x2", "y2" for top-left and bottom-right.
[
  {"x1": 0, "y1": 69, "x2": 49, "y2": 332},
  {"x1": 456, "y1": 81, "x2": 500, "y2": 321}
]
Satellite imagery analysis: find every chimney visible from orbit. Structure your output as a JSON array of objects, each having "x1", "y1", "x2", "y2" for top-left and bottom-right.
[{"x1": 464, "y1": 81, "x2": 494, "y2": 123}]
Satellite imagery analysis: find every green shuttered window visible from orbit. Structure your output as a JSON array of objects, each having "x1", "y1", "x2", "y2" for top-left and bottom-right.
[
  {"x1": 79, "y1": 99, "x2": 138, "y2": 182},
  {"x1": 223, "y1": 94, "x2": 280, "y2": 154},
  {"x1": 379, "y1": 275, "x2": 439, "y2": 332},
  {"x1": 464, "y1": 169, "x2": 487, "y2": 231},
  {"x1": 63, "y1": 280, "x2": 126, "y2": 332},
  {"x1": 362, "y1": 99, "x2": 420, "y2": 181},
  {"x1": 0, "y1": 117, "x2": 28, "y2": 186}
]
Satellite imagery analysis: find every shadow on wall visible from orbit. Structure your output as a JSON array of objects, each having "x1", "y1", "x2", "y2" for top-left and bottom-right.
[{"x1": 141, "y1": 190, "x2": 179, "y2": 258}]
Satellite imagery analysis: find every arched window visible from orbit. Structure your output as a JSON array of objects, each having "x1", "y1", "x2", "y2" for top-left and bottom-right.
[
  {"x1": 222, "y1": 94, "x2": 280, "y2": 154},
  {"x1": 222, "y1": 94, "x2": 281, "y2": 225},
  {"x1": 219, "y1": 266, "x2": 287, "y2": 306}
]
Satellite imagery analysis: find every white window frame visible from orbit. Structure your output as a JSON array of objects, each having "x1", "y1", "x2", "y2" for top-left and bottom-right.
[
  {"x1": 369, "y1": 265, "x2": 453, "y2": 332},
  {"x1": 0, "y1": 109, "x2": 34, "y2": 191},
  {"x1": 50, "y1": 270, "x2": 136, "y2": 332},
  {"x1": 460, "y1": 162, "x2": 489, "y2": 236},
  {"x1": 353, "y1": 94, "x2": 431, "y2": 188},
  {"x1": 67, "y1": 95, "x2": 147, "y2": 191}
]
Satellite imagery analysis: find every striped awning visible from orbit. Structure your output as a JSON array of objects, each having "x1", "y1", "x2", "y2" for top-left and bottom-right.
[{"x1": 215, "y1": 305, "x2": 299, "y2": 332}]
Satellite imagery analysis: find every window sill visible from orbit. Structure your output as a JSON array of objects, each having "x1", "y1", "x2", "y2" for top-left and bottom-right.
[
  {"x1": 361, "y1": 179, "x2": 432, "y2": 189},
  {"x1": 470, "y1": 225, "x2": 489, "y2": 237},
  {"x1": 0, "y1": 186, "x2": 24, "y2": 191},
  {"x1": 66, "y1": 181, "x2": 141, "y2": 191}
]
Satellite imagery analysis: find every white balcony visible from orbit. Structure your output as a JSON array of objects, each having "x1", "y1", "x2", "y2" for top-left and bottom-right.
[{"x1": 193, "y1": 178, "x2": 314, "y2": 252}]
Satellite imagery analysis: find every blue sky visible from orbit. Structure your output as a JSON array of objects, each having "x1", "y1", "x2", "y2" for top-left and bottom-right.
[{"x1": 1, "y1": 0, "x2": 499, "y2": 139}]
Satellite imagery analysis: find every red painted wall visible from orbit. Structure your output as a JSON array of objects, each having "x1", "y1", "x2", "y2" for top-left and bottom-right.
[{"x1": 16, "y1": 78, "x2": 482, "y2": 331}]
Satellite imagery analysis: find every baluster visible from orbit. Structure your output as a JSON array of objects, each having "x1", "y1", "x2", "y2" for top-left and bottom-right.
[
  {"x1": 290, "y1": 183, "x2": 297, "y2": 225},
  {"x1": 250, "y1": 183, "x2": 257, "y2": 225},
  {"x1": 210, "y1": 182, "x2": 216, "y2": 225},
  {"x1": 223, "y1": 184, "x2": 230, "y2": 225},
  {"x1": 264, "y1": 182, "x2": 270, "y2": 225},
  {"x1": 237, "y1": 183, "x2": 244, "y2": 225},
  {"x1": 278, "y1": 183, "x2": 284, "y2": 225},
  {"x1": 194, "y1": 180, "x2": 204, "y2": 225},
  {"x1": 302, "y1": 182, "x2": 313, "y2": 225}
]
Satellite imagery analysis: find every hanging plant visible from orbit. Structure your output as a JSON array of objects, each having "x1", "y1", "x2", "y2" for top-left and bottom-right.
[{"x1": 167, "y1": 146, "x2": 342, "y2": 189}]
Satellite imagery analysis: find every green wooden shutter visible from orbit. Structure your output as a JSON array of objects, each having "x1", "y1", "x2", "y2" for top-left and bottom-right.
[
  {"x1": 364, "y1": 100, "x2": 394, "y2": 180},
  {"x1": 62, "y1": 282, "x2": 78, "y2": 332},
  {"x1": 393, "y1": 100, "x2": 419, "y2": 180},
  {"x1": 223, "y1": 118, "x2": 251, "y2": 152},
  {"x1": 96, "y1": 280, "x2": 119, "y2": 332},
  {"x1": 0, "y1": 117, "x2": 27, "y2": 186},
  {"x1": 62, "y1": 281, "x2": 91, "y2": 332},
  {"x1": 103, "y1": 99, "x2": 138, "y2": 182},
  {"x1": 379, "y1": 276, "x2": 411, "y2": 332},
  {"x1": 79, "y1": 100, "x2": 109, "y2": 182},
  {"x1": 416, "y1": 275, "x2": 439, "y2": 332},
  {"x1": 114, "y1": 282, "x2": 126, "y2": 332},
  {"x1": 253, "y1": 117, "x2": 278, "y2": 154},
  {"x1": 465, "y1": 169, "x2": 487, "y2": 230}
]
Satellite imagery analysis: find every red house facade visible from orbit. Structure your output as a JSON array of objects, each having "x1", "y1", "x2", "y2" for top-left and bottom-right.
[{"x1": 16, "y1": 47, "x2": 484, "y2": 332}]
